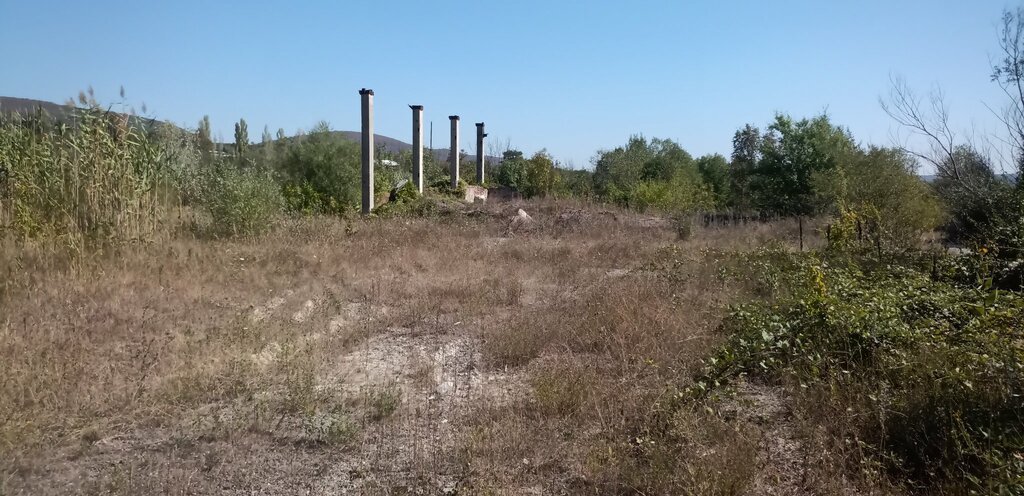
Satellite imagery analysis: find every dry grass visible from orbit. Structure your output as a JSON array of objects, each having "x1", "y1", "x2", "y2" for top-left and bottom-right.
[{"x1": 0, "y1": 199, "x2": 827, "y2": 494}]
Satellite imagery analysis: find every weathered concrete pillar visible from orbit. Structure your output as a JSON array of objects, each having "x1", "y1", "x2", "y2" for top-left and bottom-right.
[
  {"x1": 410, "y1": 105, "x2": 424, "y2": 193},
  {"x1": 475, "y1": 122, "x2": 487, "y2": 184},
  {"x1": 449, "y1": 115, "x2": 460, "y2": 189},
  {"x1": 359, "y1": 88, "x2": 374, "y2": 214}
]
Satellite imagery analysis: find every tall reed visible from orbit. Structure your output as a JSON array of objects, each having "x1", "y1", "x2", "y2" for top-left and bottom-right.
[{"x1": 0, "y1": 101, "x2": 173, "y2": 253}]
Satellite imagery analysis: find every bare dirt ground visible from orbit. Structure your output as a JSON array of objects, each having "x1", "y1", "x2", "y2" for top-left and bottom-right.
[{"x1": 1, "y1": 200, "x2": 834, "y2": 495}]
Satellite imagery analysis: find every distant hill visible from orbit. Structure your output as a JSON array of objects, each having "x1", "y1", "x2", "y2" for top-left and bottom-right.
[
  {"x1": 2, "y1": 96, "x2": 501, "y2": 163},
  {"x1": 0, "y1": 96, "x2": 70, "y2": 117},
  {"x1": 0, "y1": 95, "x2": 173, "y2": 135}
]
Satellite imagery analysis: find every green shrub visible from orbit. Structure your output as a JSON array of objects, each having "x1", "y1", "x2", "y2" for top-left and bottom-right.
[
  {"x1": 693, "y1": 256, "x2": 1024, "y2": 491},
  {"x1": 815, "y1": 147, "x2": 945, "y2": 252},
  {"x1": 363, "y1": 384, "x2": 400, "y2": 421},
  {"x1": 302, "y1": 407, "x2": 357, "y2": 444},
  {"x1": 389, "y1": 179, "x2": 419, "y2": 203},
  {"x1": 278, "y1": 122, "x2": 359, "y2": 215},
  {"x1": 200, "y1": 165, "x2": 282, "y2": 237},
  {"x1": 372, "y1": 180, "x2": 430, "y2": 217},
  {"x1": 430, "y1": 177, "x2": 468, "y2": 199}
]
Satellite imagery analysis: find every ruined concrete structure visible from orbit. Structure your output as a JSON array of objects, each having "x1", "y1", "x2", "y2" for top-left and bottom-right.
[
  {"x1": 449, "y1": 115, "x2": 460, "y2": 189},
  {"x1": 475, "y1": 122, "x2": 487, "y2": 185},
  {"x1": 410, "y1": 105, "x2": 424, "y2": 193},
  {"x1": 359, "y1": 89, "x2": 374, "y2": 214},
  {"x1": 358, "y1": 91, "x2": 489, "y2": 211}
]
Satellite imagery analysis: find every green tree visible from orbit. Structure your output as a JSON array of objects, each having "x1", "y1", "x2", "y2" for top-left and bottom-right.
[
  {"x1": 557, "y1": 167, "x2": 595, "y2": 198},
  {"x1": 234, "y1": 118, "x2": 249, "y2": 160},
  {"x1": 751, "y1": 114, "x2": 856, "y2": 216},
  {"x1": 696, "y1": 154, "x2": 729, "y2": 206},
  {"x1": 261, "y1": 125, "x2": 272, "y2": 146},
  {"x1": 729, "y1": 124, "x2": 761, "y2": 209},
  {"x1": 815, "y1": 146, "x2": 944, "y2": 249},
  {"x1": 197, "y1": 115, "x2": 214, "y2": 164},
  {"x1": 523, "y1": 150, "x2": 560, "y2": 198},
  {"x1": 593, "y1": 136, "x2": 711, "y2": 211},
  {"x1": 593, "y1": 135, "x2": 655, "y2": 202},
  {"x1": 496, "y1": 149, "x2": 528, "y2": 192}
]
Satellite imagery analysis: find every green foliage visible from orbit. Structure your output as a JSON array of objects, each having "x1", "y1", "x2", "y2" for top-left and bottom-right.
[
  {"x1": 593, "y1": 136, "x2": 713, "y2": 211},
  {"x1": 494, "y1": 149, "x2": 560, "y2": 198},
  {"x1": 277, "y1": 122, "x2": 360, "y2": 215},
  {"x1": 233, "y1": 118, "x2": 249, "y2": 160},
  {"x1": 197, "y1": 115, "x2": 214, "y2": 164},
  {"x1": 933, "y1": 146, "x2": 1023, "y2": 255},
  {"x1": 373, "y1": 149, "x2": 407, "y2": 199},
  {"x1": 695, "y1": 154, "x2": 729, "y2": 204},
  {"x1": 495, "y1": 150, "x2": 528, "y2": 193},
  {"x1": 628, "y1": 176, "x2": 713, "y2": 213},
  {"x1": 523, "y1": 150, "x2": 560, "y2": 198},
  {"x1": 695, "y1": 253, "x2": 1024, "y2": 492},
  {"x1": 363, "y1": 384, "x2": 400, "y2": 421},
  {"x1": 816, "y1": 146, "x2": 945, "y2": 251},
  {"x1": 729, "y1": 124, "x2": 761, "y2": 210},
  {"x1": 372, "y1": 179, "x2": 429, "y2": 217},
  {"x1": 391, "y1": 178, "x2": 419, "y2": 203},
  {"x1": 198, "y1": 164, "x2": 282, "y2": 237},
  {"x1": 556, "y1": 167, "x2": 595, "y2": 198},
  {"x1": 749, "y1": 114, "x2": 857, "y2": 216},
  {"x1": 0, "y1": 104, "x2": 173, "y2": 250},
  {"x1": 302, "y1": 407, "x2": 357, "y2": 444}
]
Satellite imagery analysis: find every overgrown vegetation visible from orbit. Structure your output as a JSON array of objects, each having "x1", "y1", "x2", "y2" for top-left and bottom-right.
[
  {"x1": 3, "y1": 4, "x2": 1024, "y2": 495},
  {"x1": 690, "y1": 248, "x2": 1024, "y2": 492},
  {"x1": 0, "y1": 91, "x2": 173, "y2": 252}
]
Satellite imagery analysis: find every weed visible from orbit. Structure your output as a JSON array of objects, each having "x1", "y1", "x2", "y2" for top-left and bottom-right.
[
  {"x1": 363, "y1": 383, "x2": 401, "y2": 422},
  {"x1": 302, "y1": 407, "x2": 358, "y2": 444}
]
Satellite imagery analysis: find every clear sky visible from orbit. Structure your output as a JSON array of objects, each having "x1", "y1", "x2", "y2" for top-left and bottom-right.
[{"x1": 0, "y1": 0, "x2": 1015, "y2": 171}]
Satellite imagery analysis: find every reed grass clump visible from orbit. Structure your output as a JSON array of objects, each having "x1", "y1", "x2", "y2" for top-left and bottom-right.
[{"x1": 0, "y1": 102, "x2": 173, "y2": 252}]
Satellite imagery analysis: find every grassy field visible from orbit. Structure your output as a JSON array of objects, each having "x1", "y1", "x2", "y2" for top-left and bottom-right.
[{"x1": 1, "y1": 199, "x2": 830, "y2": 495}]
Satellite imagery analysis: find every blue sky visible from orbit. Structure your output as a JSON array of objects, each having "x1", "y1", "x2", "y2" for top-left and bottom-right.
[{"x1": 0, "y1": 1, "x2": 1014, "y2": 171}]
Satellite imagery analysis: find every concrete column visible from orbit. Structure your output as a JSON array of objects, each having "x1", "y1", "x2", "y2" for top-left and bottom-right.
[
  {"x1": 475, "y1": 122, "x2": 487, "y2": 184},
  {"x1": 359, "y1": 88, "x2": 374, "y2": 214},
  {"x1": 449, "y1": 115, "x2": 460, "y2": 189},
  {"x1": 410, "y1": 105, "x2": 424, "y2": 193}
]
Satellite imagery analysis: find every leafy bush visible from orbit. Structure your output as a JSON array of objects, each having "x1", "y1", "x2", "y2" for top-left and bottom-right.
[
  {"x1": 199, "y1": 165, "x2": 282, "y2": 237},
  {"x1": 372, "y1": 180, "x2": 444, "y2": 218},
  {"x1": 694, "y1": 255, "x2": 1024, "y2": 492},
  {"x1": 495, "y1": 150, "x2": 561, "y2": 198},
  {"x1": 593, "y1": 136, "x2": 712, "y2": 210},
  {"x1": 815, "y1": 147, "x2": 945, "y2": 252},
  {"x1": 628, "y1": 175, "x2": 714, "y2": 213},
  {"x1": 278, "y1": 122, "x2": 359, "y2": 215}
]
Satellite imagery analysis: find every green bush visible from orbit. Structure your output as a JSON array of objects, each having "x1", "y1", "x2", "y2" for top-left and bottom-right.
[
  {"x1": 815, "y1": 147, "x2": 945, "y2": 252},
  {"x1": 200, "y1": 165, "x2": 282, "y2": 237},
  {"x1": 693, "y1": 255, "x2": 1024, "y2": 492},
  {"x1": 277, "y1": 122, "x2": 359, "y2": 215},
  {"x1": 373, "y1": 180, "x2": 435, "y2": 217},
  {"x1": 494, "y1": 150, "x2": 561, "y2": 198}
]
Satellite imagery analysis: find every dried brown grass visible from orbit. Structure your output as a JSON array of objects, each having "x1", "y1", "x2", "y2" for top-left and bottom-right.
[{"x1": 0, "y1": 199, "x2": 824, "y2": 494}]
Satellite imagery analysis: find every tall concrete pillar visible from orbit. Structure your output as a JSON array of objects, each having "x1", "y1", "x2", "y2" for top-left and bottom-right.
[
  {"x1": 475, "y1": 122, "x2": 487, "y2": 184},
  {"x1": 359, "y1": 88, "x2": 374, "y2": 214},
  {"x1": 449, "y1": 115, "x2": 460, "y2": 189},
  {"x1": 410, "y1": 105, "x2": 424, "y2": 193}
]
